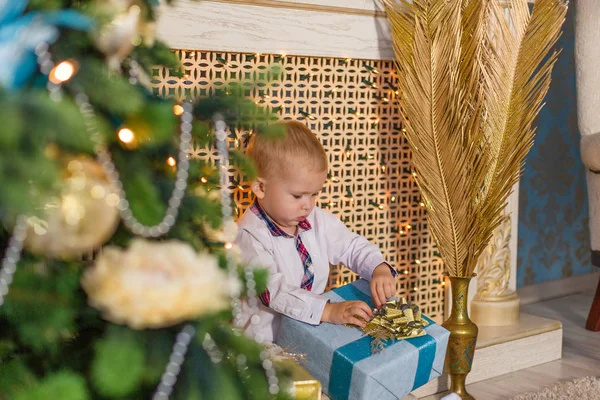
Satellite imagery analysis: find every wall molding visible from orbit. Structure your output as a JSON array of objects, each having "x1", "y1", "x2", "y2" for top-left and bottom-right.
[
  {"x1": 518, "y1": 272, "x2": 600, "y2": 305},
  {"x1": 213, "y1": 0, "x2": 385, "y2": 17}
]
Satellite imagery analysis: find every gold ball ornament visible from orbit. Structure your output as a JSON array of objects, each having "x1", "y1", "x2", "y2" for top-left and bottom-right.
[{"x1": 24, "y1": 157, "x2": 120, "y2": 259}]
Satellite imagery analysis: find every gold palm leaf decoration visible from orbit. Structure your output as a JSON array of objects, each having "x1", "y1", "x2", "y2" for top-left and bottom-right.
[{"x1": 383, "y1": 0, "x2": 567, "y2": 277}]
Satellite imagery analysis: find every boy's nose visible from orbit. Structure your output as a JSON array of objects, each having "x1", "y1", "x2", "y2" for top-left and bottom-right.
[{"x1": 302, "y1": 198, "x2": 311, "y2": 210}]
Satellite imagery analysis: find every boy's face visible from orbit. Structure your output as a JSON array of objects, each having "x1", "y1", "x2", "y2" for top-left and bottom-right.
[{"x1": 252, "y1": 162, "x2": 327, "y2": 236}]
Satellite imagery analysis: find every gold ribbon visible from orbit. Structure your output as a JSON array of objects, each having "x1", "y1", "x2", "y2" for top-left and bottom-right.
[{"x1": 350, "y1": 298, "x2": 429, "y2": 353}]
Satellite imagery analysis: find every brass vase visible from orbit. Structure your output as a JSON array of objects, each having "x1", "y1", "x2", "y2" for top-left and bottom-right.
[{"x1": 442, "y1": 276, "x2": 478, "y2": 400}]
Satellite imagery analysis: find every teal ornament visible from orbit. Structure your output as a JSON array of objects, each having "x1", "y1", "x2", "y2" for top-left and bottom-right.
[{"x1": 0, "y1": 0, "x2": 94, "y2": 90}]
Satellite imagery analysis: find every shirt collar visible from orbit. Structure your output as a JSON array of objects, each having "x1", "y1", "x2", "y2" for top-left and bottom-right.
[{"x1": 250, "y1": 200, "x2": 312, "y2": 238}]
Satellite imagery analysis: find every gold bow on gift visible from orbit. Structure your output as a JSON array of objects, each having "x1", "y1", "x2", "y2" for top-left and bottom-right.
[{"x1": 351, "y1": 298, "x2": 429, "y2": 353}]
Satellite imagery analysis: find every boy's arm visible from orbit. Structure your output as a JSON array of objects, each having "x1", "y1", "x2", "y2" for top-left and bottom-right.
[
  {"x1": 321, "y1": 210, "x2": 396, "y2": 280},
  {"x1": 236, "y1": 230, "x2": 328, "y2": 325}
]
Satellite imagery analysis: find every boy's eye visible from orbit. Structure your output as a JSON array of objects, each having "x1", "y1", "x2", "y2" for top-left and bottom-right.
[
  {"x1": 312, "y1": 193, "x2": 319, "y2": 197},
  {"x1": 292, "y1": 195, "x2": 302, "y2": 199}
]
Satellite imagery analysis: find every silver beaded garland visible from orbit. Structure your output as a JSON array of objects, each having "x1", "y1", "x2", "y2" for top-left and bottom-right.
[
  {"x1": 152, "y1": 324, "x2": 195, "y2": 400},
  {"x1": 74, "y1": 93, "x2": 193, "y2": 238},
  {"x1": 0, "y1": 216, "x2": 27, "y2": 307}
]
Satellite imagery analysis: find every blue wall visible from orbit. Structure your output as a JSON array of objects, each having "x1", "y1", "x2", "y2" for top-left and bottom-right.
[{"x1": 517, "y1": 4, "x2": 592, "y2": 287}]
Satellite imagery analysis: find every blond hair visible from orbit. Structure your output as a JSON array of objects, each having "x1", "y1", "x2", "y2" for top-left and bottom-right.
[{"x1": 246, "y1": 121, "x2": 328, "y2": 179}]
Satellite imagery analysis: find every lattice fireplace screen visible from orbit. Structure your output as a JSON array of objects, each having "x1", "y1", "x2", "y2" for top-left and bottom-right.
[{"x1": 151, "y1": 50, "x2": 446, "y2": 321}]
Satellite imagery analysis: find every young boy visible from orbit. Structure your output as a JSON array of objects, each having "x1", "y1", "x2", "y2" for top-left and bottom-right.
[{"x1": 235, "y1": 121, "x2": 396, "y2": 343}]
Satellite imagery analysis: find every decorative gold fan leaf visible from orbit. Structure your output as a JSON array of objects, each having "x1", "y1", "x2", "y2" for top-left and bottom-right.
[{"x1": 383, "y1": 0, "x2": 567, "y2": 277}]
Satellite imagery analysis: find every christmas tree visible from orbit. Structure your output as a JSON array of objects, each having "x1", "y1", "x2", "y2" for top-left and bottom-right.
[{"x1": 0, "y1": 1, "x2": 290, "y2": 399}]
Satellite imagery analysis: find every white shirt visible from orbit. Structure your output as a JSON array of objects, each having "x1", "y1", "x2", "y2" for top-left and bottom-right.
[{"x1": 235, "y1": 202, "x2": 388, "y2": 343}]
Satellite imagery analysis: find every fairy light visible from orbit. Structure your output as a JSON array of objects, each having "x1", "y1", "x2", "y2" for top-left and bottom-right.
[
  {"x1": 224, "y1": 242, "x2": 233, "y2": 249},
  {"x1": 403, "y1": 270, "x2": 409, "y2": 275},
  {"x1": 167, "y1": 157, "x2": 176, "y2": 167},
  {"x1": 406, "y1": 224, "x2": 412, "y2": 230},
  {"x1": 400, "y1": 230, "x2": 406, "y2": 235},
  {"x1": 419, "y1": 202, "x2": 425, "y2": 207},
  {"x1": 391, "y1": 196, "x2": 396, "y2": 203},
  {"x1": 414, "y1": 259, "x2": 421, "y2": 264},
  {"x1": 344, "y1": 186, "x2": 353, "y2": 200},
  {"x1": 200, "y1": 177, "x2": 208, "y2": 183},
  {"x1": 173, "y1": 104, "x2": 184, "y2": 116},
  {"x1": 118, "y1": 128, "x2": 134, "y2": 144},
  {"x1": 49, "y1": 60, "x2": 77, "y2": 84}
]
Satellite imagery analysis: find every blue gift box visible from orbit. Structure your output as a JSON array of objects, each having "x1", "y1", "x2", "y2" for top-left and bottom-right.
[{"x1": 276, "y1": 279, "x2": 450, "y2": 400}]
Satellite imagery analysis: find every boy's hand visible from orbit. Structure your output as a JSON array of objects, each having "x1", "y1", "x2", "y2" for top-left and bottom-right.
[
  {"x1": 321, "y1": 300, "x2": 373, "y2": 328},
  {"x1": 370, "y1": 263, "x2": 396, "y2": 309}
]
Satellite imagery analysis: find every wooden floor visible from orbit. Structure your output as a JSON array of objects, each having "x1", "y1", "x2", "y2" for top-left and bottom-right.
[{"x1": 423, "y1": 289, "x2": 600, "y2": 399}]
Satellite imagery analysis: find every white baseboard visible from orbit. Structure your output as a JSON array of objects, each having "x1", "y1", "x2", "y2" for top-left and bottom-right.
[{"x1": 518, "y1": 271, "x2": 600, "y2": 305}]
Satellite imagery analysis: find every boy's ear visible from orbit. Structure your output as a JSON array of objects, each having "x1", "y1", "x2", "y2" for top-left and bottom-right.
[{"x1": 251, "y1": 178, "x2": 266, "y2": 199}]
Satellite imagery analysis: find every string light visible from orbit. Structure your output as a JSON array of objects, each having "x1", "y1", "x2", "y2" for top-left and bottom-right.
[
  {"x1": 344, "y1": 142, "x2": 352, "y2": 159},
  {"x1": 414, "y1": 259, "x2": 421, "y2": 264},
  {"x1": 363, "y1": 63, "x2": 379, "y2": 74},
  {"x1": 349, "y1": 108, "x2": 361, "y2": 117},
  {"x1": 391, "y1": 196, "x2": 396, "y2": 202},
  {"x1": 344, "y1": 186, "x2": 353, "y2": 200},
  {"x1": 406, "y1": 224, "x2": 412, "y2": 230},
  {"x1": 49, "y1": 60, "x2": 77, "y2": 84},
  {"x1": 224, "y1": 242, "x2": 233, "y2": 249},
  {"x1": 216, "y1": 56, "x2": 228, "y2": 66},
  {"x1": 403, "y1": 270, "x2": 409, "y2": 275},
  {"x1": 325, "y1": 85, "x2": 343, "y2": 97},
  {"x1": 166, "y1": 157, "x2": 176, "y2": 167},
  {"x1": 299, "y1": 109, "x2": 316, "y2": 120},
  {"x1": 361, "y1": 78, "x2": 378, "y2": 89},
  {"x1": 200, "y1": 177, "x2": 208, "y2": 183},
  {"x1": 118, "y1": 127, "x2": 135, "y2": 144},
  {"x1": 419, "y1": 202, "x2": 425, "y2": 207},
  {"x1": 173, "y1": 104, "x2": 184, "y2": 116}
]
